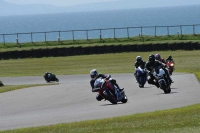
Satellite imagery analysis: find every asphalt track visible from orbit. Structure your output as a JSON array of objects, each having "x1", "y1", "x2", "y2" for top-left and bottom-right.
[{"x1": 0, "y1": 73, "x2": 200, "y2": 131}]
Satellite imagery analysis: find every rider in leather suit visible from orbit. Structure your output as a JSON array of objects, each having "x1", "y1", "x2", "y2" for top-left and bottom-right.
[
  {"x1": 90, "y1": 69, "x2": 123, "y2": 101},
  {"x1": 155, "y1": 53, "x2": 166, "y2": 64},
  {"x1": 134, "y1": 56, "x2": 146, "y2": 83},
  {"x1": 145, "y1": 55, "x2": 173, "y2": 88}
]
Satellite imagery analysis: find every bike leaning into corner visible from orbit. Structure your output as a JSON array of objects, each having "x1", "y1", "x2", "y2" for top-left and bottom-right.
[
  {"x1": 44, "y1": 72, "x2": 59, "y2": 82},
  {"x1": 151, "y1": 66, "x2": 171, "y2": 94},
  {"x1": 93, "y1": 77, "x2": 128, "y2": 104},
  {"x1": 135, "y1": 65, "x2": 147, "y2": 88}
]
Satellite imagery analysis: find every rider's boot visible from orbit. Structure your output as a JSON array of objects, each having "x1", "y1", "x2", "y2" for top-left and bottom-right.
[
  {"x1": 151, "y1": 81, "x2": 159, "y2": 88},
  {"x1": 114, "y1": 83, "x2": 124, "y2": 91},
  {"x1": 119, "y1": 88, "x2": 124, "y2": 91}
]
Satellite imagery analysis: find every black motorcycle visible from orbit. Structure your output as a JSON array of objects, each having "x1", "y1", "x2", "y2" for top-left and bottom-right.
[
  {"x1": 0, "y1": 81, "x2": 4, "y2": 87},
  {"x1": 44, "y1": 73, "x2": 59, "y2": 82}
]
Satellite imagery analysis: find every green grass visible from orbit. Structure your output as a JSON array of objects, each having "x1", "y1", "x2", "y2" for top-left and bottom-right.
[
  {"x1": 0, "y1": 50, "x2": 199, "y2": 80},
  {"x1": 1, "y1": 103, "x2": 200, "y2": 133},
  {"x1": 0, "y1": 34, "x2": 200, "y2": 52},
  {"x1": 0, "y1": 83, "x2": 58, "y2": 93}
]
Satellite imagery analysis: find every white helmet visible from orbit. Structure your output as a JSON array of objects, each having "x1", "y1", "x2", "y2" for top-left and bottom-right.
[{"x1": 90, "y1": 69, "x2": 98, "y2": 80}]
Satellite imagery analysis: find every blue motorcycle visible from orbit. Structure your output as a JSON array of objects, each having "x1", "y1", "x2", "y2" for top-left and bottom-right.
[{"x1": 135, "y1": 66, "x2": 147, "y2": 88}]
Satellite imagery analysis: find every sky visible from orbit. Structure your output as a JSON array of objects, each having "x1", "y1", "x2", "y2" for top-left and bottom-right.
[{"x1": 4, "y1": 0, "x2": 117, "y2": 6}]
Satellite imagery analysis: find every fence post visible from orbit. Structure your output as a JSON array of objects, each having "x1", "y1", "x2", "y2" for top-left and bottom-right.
[
  {"x1": 154, "y1": 26, "x2": 157, "y2": 37},
  {"x1": 180, "y1": 25, "x2": 182, "y2": 37},
  {"x1": 45, "y1": 32, "x2": 46, "y2": 42},
  {"x1": 140, "y1": 26, "x2": 143, "y2": 36},
  {"x1": 100, "y1": 29, "x2": 102, "y2": 41},
  {"x1": 31, "y1": 32, "x2": 33, "y2": 43},
  {"x1": 114, "y1": 28, "x2": 116, "y2": 39},
  {"x1": 193, "y1": 24, "x2": 195, "y2": 35},
  {"x1": 3, "y1": 34, "x2": 5, "y2": 45},
  {"x1": 127, "y1": 27, "x2": 129, "y2": 38},
  {"x1": 16, "y1": 33, "x2": 18, "y2": 44},
  {"x1": 72, "y1": 30, "x2": 74, "y2": 41},
  {"x1": 167, "y1": 26, "x2": 169, "y2": 36},
  {"x1": 86, "y1": 30, "x2": 88, "y2": 41},
  {"x1": 58, "y1": 31, "x2": 60, "y2": 42}
]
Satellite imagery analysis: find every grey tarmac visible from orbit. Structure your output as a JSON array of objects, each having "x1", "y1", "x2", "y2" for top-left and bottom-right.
[{"x1": 0, "y1": 73, "x2": 200, "y2": 131}]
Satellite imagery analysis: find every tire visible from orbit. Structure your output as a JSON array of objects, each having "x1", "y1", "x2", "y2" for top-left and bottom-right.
[
  {"x1": 139, "y1": 84, "x2": 144, "y2": 88},
  {"x1": 56, "y1": 78, "x2": 59, "y2": 82},
  {"x1": 164, "y1": 86, "x2": 171, "y2": 94},
  {"x1": 103, "y1": 90, "x2": 117, "y2": 104},
  {"x1": 121, "y1": 95, "x2": 128, "y2": 103},
  {"x1": 139, "y1": 76, "x2": 146, "y2": 88}
]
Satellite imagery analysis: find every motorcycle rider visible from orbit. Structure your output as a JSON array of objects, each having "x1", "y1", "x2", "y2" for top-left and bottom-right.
[
  {"x1": 155, "y1": 53, "x2": 166, "y2": 64},
  {"x1": 134, "y1": 56, "x2": 146, "y2": 83},
  {"x1": 90, "y1": 69, "x2": 124, "y2": 101},
  {"x1": 145, "y1": 55, "x2": 173, "y2": 88},
  {"x1": 44, "y1": 72, "x2": 53, "y2": 80},
  {"x1": 166, "y1": 55, "x2": 174, "y2": 63}
]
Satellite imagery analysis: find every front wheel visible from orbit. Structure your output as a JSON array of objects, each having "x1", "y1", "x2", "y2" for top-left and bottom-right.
[
  {"x1": 55, "y1": 78, "x2": 59, "y2": 82},
  {"x1": 164, "y1": 86, "x2": 171, "y2": 94},
  {"x1": 121, "y1": 95, "x2": 128, "y2": 103},
  {"x1": 139, "y1": 84, "x2": 144, "y2": 88}
]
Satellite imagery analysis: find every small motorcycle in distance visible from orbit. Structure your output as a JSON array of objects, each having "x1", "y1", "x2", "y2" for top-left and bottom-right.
[
  {"x1": 93, "y1": 77, "x2": 128, "y2": 104},
  {"x1": 0, "y1": 81, "x2": 4, "y2": 87},
  {"x1": 166, "y1": 61, "x2": 175, "y2": 75},
  {"x1": 44, "y1": 72, "x2": 59, "y2": 82},
  {"x1": 152, "y1": 66, "x2": 171, "y2": 94},
  {"x1": 135, "y1": 66, "x2": 147, "y2": 88}
]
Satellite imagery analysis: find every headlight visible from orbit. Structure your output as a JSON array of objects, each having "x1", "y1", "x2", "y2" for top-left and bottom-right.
[{"x1": 170, "y1": 64, "x2": 174, "y2": 66}]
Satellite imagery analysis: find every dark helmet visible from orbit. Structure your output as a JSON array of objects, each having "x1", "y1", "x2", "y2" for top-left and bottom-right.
[
  {"x1": 90, "y1": 69, "x2": 99, "y2": 80},
  {"x1": 136, "y1": 56, "x2": 142, "y2": 63},
  {"x1": 168, "y1": 55, "x2": 172, "y2": 59},
  {"x1": 155, "y1": 53, "x2": 161, "y2": 60},
  {"x1": 149, "y1": 54, "x2": 155, "y2": 62}
]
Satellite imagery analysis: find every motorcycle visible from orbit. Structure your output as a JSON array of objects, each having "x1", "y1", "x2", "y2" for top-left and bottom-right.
[
  {"x1": 166, "y1": 61, "x2": 175, "y2": 75},
  {"x1": 93, "y1": 77, "x2": 128, "y2": 104},
  {"x1": 135, "y1": 66, "x2": 147, "y2": 88},
  {"x1": 0, "y1": 80, "x2": 4, "y2": 87},
  {"x1": 152, "y1": 66, "x2": 171, "y2": 94},
  {"x1": 44, "y1": 73, "x2": 59, "y2": 82}
]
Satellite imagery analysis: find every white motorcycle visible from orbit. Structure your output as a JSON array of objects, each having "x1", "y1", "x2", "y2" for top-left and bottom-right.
[{"x1": 152, "y1": 66, "x2": 171, "y2": 94}]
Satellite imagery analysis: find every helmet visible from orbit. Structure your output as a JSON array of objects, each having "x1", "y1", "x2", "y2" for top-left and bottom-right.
[
  {"x1": 136, "y1": 56, "x2": 142, "y2": 63},
  {"x1": 149, "y1": 54, "x2": 155, "y2": 62},
  {"x1": 155, "y1": 53, "x2": 161, "y2": 60},
  {"x1": 90, "y1": 69, "x2": 98, "y2": 80},
  {"x1": 168, "y1": 55, "x2": 172, "y2": 59}
]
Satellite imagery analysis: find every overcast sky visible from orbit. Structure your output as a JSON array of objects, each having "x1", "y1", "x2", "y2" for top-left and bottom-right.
[{"x1": 4, "y1": 0, "x2": 117, "y2": 6}]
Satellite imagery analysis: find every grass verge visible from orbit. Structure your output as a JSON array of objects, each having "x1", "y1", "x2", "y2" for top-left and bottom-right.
[
  {"x1": 0, "y1": 50, "x2": 199, "y2": 80},
  {"x1": 0, "y1": 83, "x2": 58, "y2": 93},
  {"x1": 1, "y1": 103, "x2": 200, "y2": 133},
  {"x1": 0, "y1": 34, "x2": 200, "y2": 52}
]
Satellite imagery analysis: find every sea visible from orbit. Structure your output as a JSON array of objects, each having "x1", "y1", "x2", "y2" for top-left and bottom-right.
[{"x1": 0, "y1": 5, "x2": 200, "y2": 43}]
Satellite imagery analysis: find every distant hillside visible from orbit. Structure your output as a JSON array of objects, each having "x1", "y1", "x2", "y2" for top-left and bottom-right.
[{"x1": 0, "y1": 0, "x2": 200, "y2": 16}]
